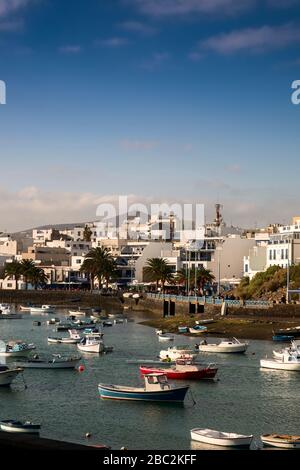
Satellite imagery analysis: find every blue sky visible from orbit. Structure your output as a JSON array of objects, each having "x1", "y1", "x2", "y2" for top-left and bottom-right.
[{"x1": 0, "y1": 0, "x2": 300, "y2": 231}]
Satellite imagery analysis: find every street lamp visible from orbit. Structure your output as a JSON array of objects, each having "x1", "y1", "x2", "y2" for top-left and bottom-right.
[{"x1": 215, "y1": 240, "x2": 224, "y2": 296}]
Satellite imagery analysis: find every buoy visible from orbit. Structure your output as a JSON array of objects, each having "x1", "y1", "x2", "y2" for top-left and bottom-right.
[
  {"x1": 86, "y1": 433, "x2": 91, "y2": 438},
  {"x1": 121, "y1": 447, "x2": 128, "y2": 451},
  {"x1": 78, "y1": 365, "x2": 85, "y2": 372}
]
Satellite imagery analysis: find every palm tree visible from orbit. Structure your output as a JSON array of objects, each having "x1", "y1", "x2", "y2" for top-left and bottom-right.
[
  {"x1": 20, "y1": 259, "x2": 36, "y2": 290},
  {"x1": 176, "y1": 267, "x2": 215, "y2": 294},
  {"x1": 28, "y1": 267, "x2": 48, "y2": 290},
  {"x1": 196, "y1": 267, "x2": 215, "y2": 294},
  {"x1": 4, "y1": 261, "x2": 23, "y2": 290},
  {"x1": 80, "y1": 247, "x2": 116, "y2": 291},
  {"x1": 143, "y1": 258, "x2": 174, "y2": 292}
]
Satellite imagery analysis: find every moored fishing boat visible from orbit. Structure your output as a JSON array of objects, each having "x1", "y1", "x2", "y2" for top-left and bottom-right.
[
  {"x1": 0, "y1": 340, "x2": 35, "y2": 357},
  {"x1": 189, "y1": 325, "x2": 208, "y2": 334},
  {"x1": 158, "y1": 333, "x2": 175, "y2": 342},
  {"x1": 159, "y1": 346, "x2": 196, "y2": 361},
  {"x1": 47, "y1": 317, "x2": 61, "y2": 325},
  {"x1": 98, "y1": 373, "x2": 189, "y2": 403},
  {"x1": 77, "y1": 333, "x2": 105, "y2": 353},
  {"x1": 261, "y1": 434, "x2": 300, "y2": 449},
  {"x1": 190, "y1": 428, "x2": 253, "y2": 447},
  {"x1": 19, "y1": 304, "x2": 33, "y2": 312},
  {"x1": 195, "y1": 319, "x2": 216, "y2": 325},
  {"x1": 197, "y1": 338, "x2": 248, "y2": 354},
  {"x1": 30, "y1": 305, "x2": 55, "y2": 314},
  {"x1": 178, "y1": 326, "x2": 189, "y2": 334},
  {"x1": 274, "y1": 326, "x2": 300, "y2": 338},
  {"x1": 272, "y1": 334, "x2": 294, "y2": 342},
  {"x1": 16, "y1": 354, "x2": 81, "y2": 369},
  {"x1": 260, "y1": 350, "x2": 300, "y2": 371},
  {"x1": 0, "y1": 420, "x2": 41, "y2": 434},
  {"x1": 140, "y1": 359, "x2": 218, "y2": 380},
  {"x1": 69, "y1": 310, "x2": 87, "y2": 317},
  {"x1": 0, "y1": 365, "x2": 23, "y2": 386}
]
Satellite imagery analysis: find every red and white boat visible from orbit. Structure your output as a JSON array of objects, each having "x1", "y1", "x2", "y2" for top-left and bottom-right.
[{"x1": 139, "y1": 359, "x2": 218, "y2": 380}]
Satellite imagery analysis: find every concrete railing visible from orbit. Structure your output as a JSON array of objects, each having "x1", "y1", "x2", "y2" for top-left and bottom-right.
[{"x1": 146, "y1": 293, "x2": 272, "y2": 308}]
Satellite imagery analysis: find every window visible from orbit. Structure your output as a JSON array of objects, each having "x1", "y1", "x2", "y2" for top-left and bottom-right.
[{"x1": 245, "y1": 264, "x2": 249, "y2": 272}]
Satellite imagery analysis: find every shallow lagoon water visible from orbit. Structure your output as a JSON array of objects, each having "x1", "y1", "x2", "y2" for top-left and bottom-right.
[{"x1": 0, "y1": 308, "x2": 299, "y2": 450}]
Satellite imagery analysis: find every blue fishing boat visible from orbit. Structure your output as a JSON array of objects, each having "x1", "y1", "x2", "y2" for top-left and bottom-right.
[
  {"x1": 272, "y1": 335, "x2": 294, "y2": 342},
  {"x1": 178, "y1": 326, "x2": 189, "y2": 334},
  {"x1": 98, "y1": 373, "x2": 189, "y2": 403}
]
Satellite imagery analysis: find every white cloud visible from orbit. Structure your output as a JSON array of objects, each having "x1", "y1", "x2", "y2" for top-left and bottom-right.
[
  {"x1": 119, "y1": 20, "x2": 157, "y2": 36},
  {"x1": 200, "y1": 23, "x2": 300, "y2": 54},
  {"x1": 59, "y1": 45, "x2": 82, "y2": 54},
  {"x1": 141, "y1": 51, "x2": 170, "y2": 70},
  {"x1": 95, "y1": 37, "x2": 130, "y2": 48},
  {"x1": 0, "y1": 0, "x2": 32, "y2": 18},
  {"x1": 127, "y1": 0, "x2": 254, "y2": 17}
]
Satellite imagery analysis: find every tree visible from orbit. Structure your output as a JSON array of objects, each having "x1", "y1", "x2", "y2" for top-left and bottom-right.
[
  {"x1": 143, "y1": 258, "x2": 174, "y2": 292},
  {"x1": 20, "y1": 259, "x2": 36, "y2": 290},
  {"x1": 83, "y1": 225, "x2": 93, "y2": 242},
  {"x1": 176, "y1": 267, "x2": 215, "y2": 294},
  {"x1": 80, "y1": 247, "x2": 116, "y2": 290},
  {"x1": 28, "y1": 267, "x2": 48, "y2": 290},
  {"x1": 4, "y1": 261, "x2": 23, "y2": 290}
]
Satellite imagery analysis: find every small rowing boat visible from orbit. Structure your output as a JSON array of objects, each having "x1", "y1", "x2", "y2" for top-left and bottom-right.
[
  {"x1": 261, "y1": 434, "x2": 300, "y2": 449},
  {"x1": 191, "y1": 428, "x2": 253, "y2": 447},
  {"x1": 0, "y1": 420, "x2": 41, "y2": 434}
]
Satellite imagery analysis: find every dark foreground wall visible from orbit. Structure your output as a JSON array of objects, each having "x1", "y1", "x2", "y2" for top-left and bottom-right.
[{"x1": 0, "y1": 290, "x2": 123, "y2": 310}]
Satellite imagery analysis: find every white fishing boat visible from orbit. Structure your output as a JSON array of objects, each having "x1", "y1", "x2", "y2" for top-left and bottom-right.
[
  {"x1": 191, "y1": 428, "x2": 253, "y2": 447},
  {"x1": 158, "y1": 333, "x2": 175, "y2": 342},
  {"x1": 30, "y1": 305, "x2": 55, "y2": 314},
  {"x1": 114, "y1": 318, "x2": 124, "y2": 324},
  {"x1": 198, "y1": 338, "x2": 248, "y2": 354},
  {"x1": 0, "y1": 420, "x2": 41, "y2": 434},
  {"x1": 159, "y1": 346, "x2": 196, "y2": 362},
  {"x1": 273, "y1": 340, "x2": 300, "y2": 359},
  {"x1": 189, "y1": 326, "x2": 208, "y2": 334},
  {"x1": 17, "y1": 354, "x2": 81, "y2": 369},
  {"x1": 195, "y1": 319, "x2": 216, "y2": 325},
  {"x1": 48, "y1": 333, "x2": 81, "y2": 344},
  {"x1": 261, "y1": 434, "x2": 300, "y2": 449},
  {"x1": 77, "y1": 333, "x2": 105, "y2": 353},
  {"x1": 0, "y1": 340, "x2": 35, "y2": 357},
  {"x1": 69, "y1": 310, "x2": 87, "y2": 317},
  {"x1": 260, "y1": 350, "x2": 300, "y2": 371},
  {"x1": 47, "y1": 318, "x2": 61, "y2": 325},
  {"x1": 19, "y1": 305, "x2": 33, "y2": 312},
  {"x1": 0, "y1": 365, "x2": 23, "y2": 386}
]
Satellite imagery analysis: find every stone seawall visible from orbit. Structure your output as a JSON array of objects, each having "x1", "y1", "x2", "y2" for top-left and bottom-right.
[
  {"x1": 127, "y1": 297, "x2": 300, "y2": 318},
  {"x1": 0, "y1": 290, "x2": 123, "y2": 310}
]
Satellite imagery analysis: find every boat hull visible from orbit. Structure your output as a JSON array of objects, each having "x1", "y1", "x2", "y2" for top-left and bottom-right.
[
  {"x1": 0, "y1": 422, "x2": 40, "y2": 434},
  {"x1": 261, "y1": 435, "x2": 300, "y2": 449},
  {"x1": 77, "y1": 343, "x2": 103, "y2": 353},
  {"x1": 140, "y1": 366, "x2": 217, "y2": 380},
  {"x1": 199, "y1": 345, "x2": 247, "y2": 353},
  {"x1": 191, "y1": 430, "x2": 253, "y2": 447},
  {"x1": 48, "y1": 337, "x2": 80, "y2": 344},
  {"x1": 0, "y1": 349, "x2": 33, "y2": 357},
  {"x1": 0, "y1": 369, "x2": 23, "y2": 386},
  {"x1": 260, "y1": 359, "x2": 300, "y2": 371},
  {"x1": 98, "y1": 385, "x2": 189, "y2": 402}
]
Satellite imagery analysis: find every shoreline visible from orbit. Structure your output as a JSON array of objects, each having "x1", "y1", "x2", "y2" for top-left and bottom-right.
[{"x1": 138, "y1": 314, "x2": 300, "y2": 341}]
